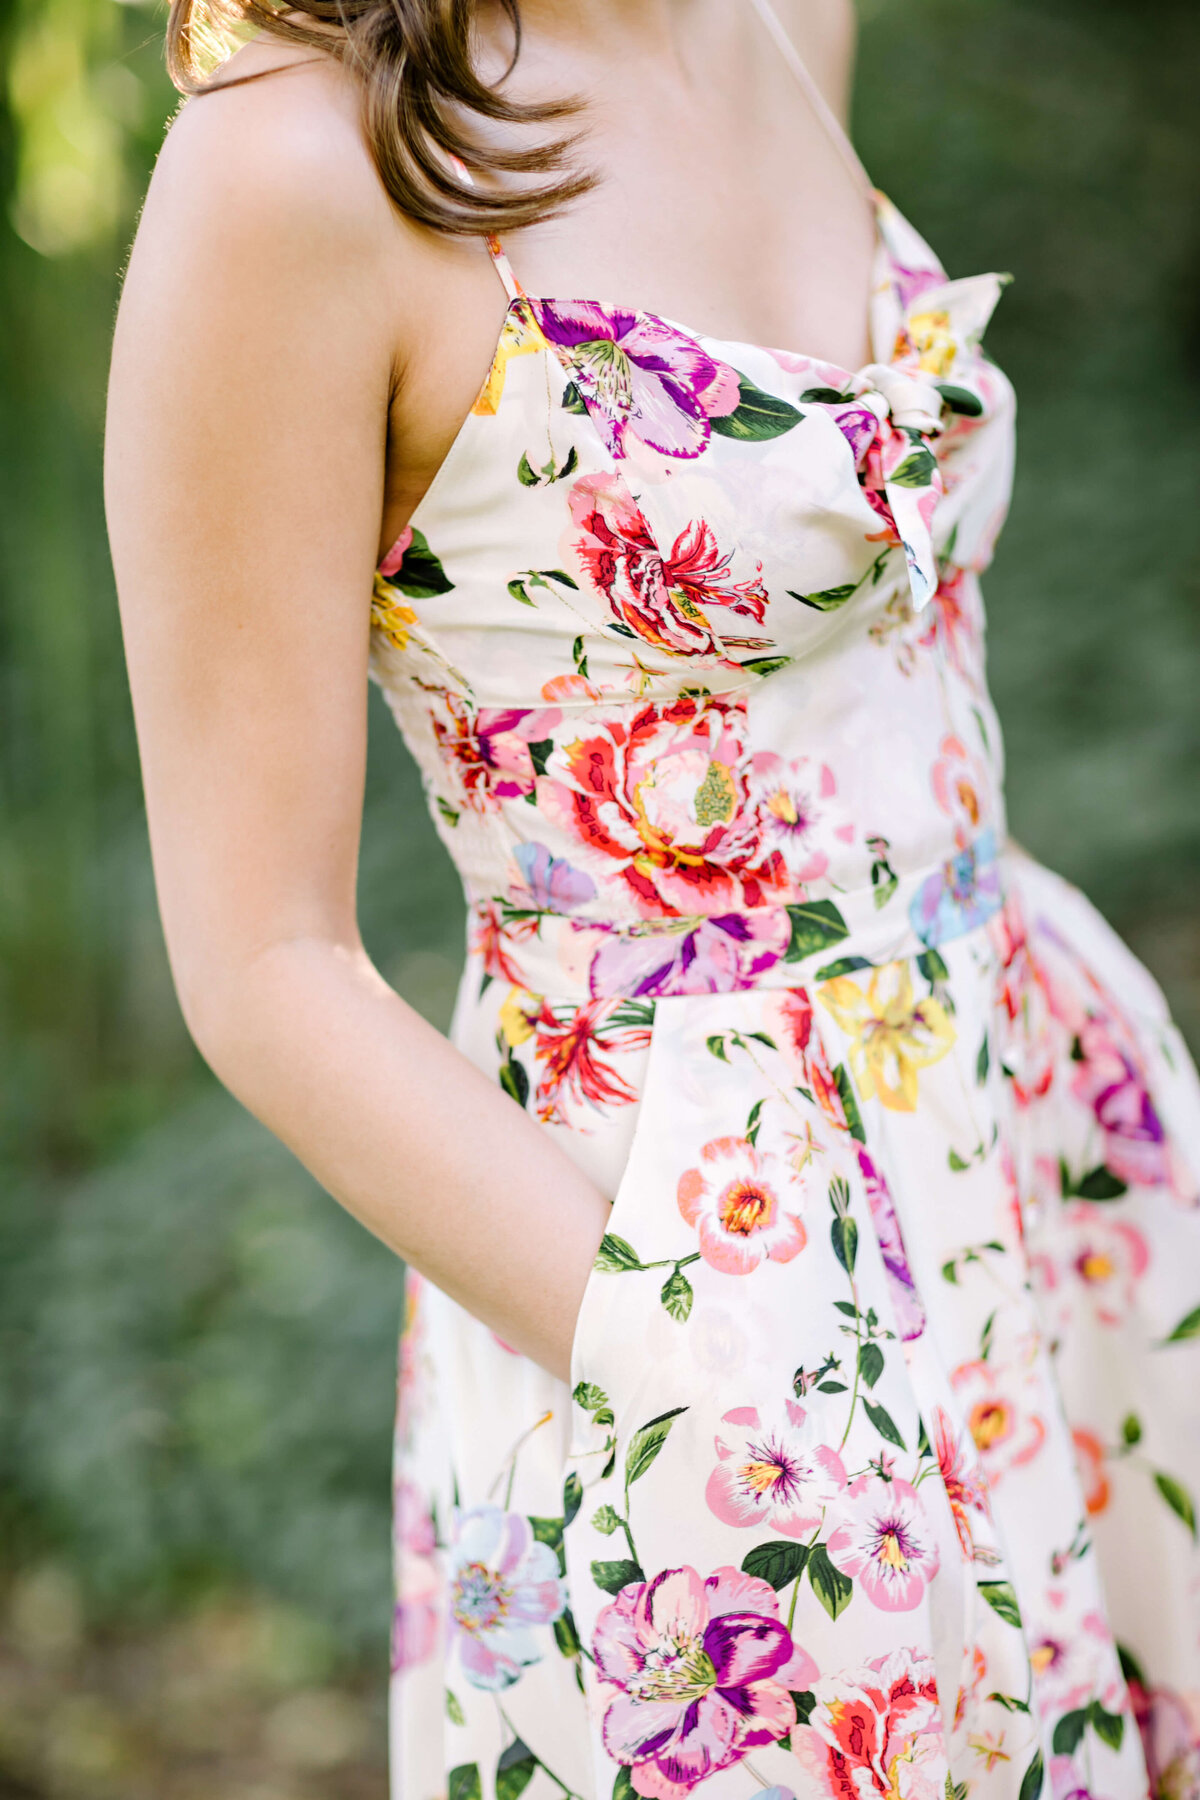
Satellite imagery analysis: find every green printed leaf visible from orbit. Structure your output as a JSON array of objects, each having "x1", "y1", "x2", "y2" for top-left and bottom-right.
[
  {"x1": 535, "y1": 567, "x2": 579, "y2": 589},
  {"x1": 788, "y1": 583, "x2": 858, "y2": 612},
  {"x1": 833, "y1": 1300, "x2": 859, "y2": 1317},
  {"x1": 791, "y1": 1689, "x2": 817, "y2": 1724},
  {"x1": 746, "y1": 1031, "x2": 777, "y2": 1049},
  {"x1": 446, "y1": 1688, "x2": 466, "y2": 1726},
  {"x1": 917, "y1": 948, "x2": 949, "y2": 985},
  {"x1": 507, "y1": 578, "x2": 534, "y2": 605},
  {"x1": 808, "y1": 1544, "x2": 854, "y2": 1620},
  {"x1": 817, "y1": 1380, "x2": 848, "y2": 1394},
  {"x1": 660, "y1": 1266, "x2": 694, "y2": 1323},
  {"x1": 948, "y1": 1148, "x2": 969, "y2": 1172},
  {"x1": 525, "y1": 738, "x2": 554, "y2": 778},
  {"x1": 496, "y1": 1743, "x2": 537, "y2": 1800},
  {"x1": 384, "y1": 528, "x2": 455, "y2": 598},
  {"x1": 987, "y1": 1692, "x2": 1031, "y2": 1715},
  {"x1": 613, "y1": 1769, "x2": 637, "y2": 1800},
  {"x1": 746, "y1": 1098, "x2": 764, "y2": 1144},
  {"x1": 976, "y1": 1032, "x2": 990, "y2": 1084},
  {"x1": 1154, "y1": 1471, "x2": 1198, "y2": 1538},
  {"x1": 562, "y1": 380, "x2": 588, "y2": 414},
  {"x1": 517, "y1": 451, "x2": 539, "y2": 487},
  {"x1": 435, "y1": 795, "x2": 461, "y2": 826},
  {"x1": 707, "y1": 1034, "x2": 729, "y2": 1061},
  {"x1": 1051, "y1": 1709, "x2": 1088, "y2": 1756},
  {"x1": 741, "y1": 1540, "x2": 809, "y2": 1590},
  {"x1": 1164, "y1": 1305, "x2": 1200, "y2": 1344},
  {"x1": 739, "y1": 653, "x2": 793, "y2": 677},
  {"x1": 1122, "y1": 1413, "x2": 1142, "y2": 1446},
  {"x1": 1074, "y1": 1165, "x2": 1128, "y2": 1201},
  {"x1": 858, "y1": 1341, "x2": 885, "y2": 1389},
  {"x1": 799, "y1": 385, "x2": 853, "y2": 403},
  {"x1": 786, "y1": 899, "x2": 851, "y2": 961},
  {"x1": 626, "y1": 1406, "x2": 688, "y2": 1488},
  {"x1": 562, "y1": 1470, "x2": 583, "y2": 1526},
  {"x1": 450, "y1": 1765, "x2": 483, "y2": 1800},
  {"x1": 830, "y1": 1214, "x2": 858, "y2": 1276},
  {"x1": 888, "y1": 446, "x2": 938, "y2": 488},
  {"x1": 528, "y1": 1515, "x2": 563, "y2": 1553},
  {"x1": 834, "y1": 1065, "x2": 866, "y2": 1142},
  {"x1": 594, "y1": 1234, "x2": 644, "y2": 1273},
  {"x1": 1018, "y1": 1752, "x2": 1045, "y2": 1800},
  {"x1": 815, "y1": 956, "x2": 873, "y2": 981},
  {"x1": 1089, "y1": 1703, "x2": 1125, "y2": 1752},
  {"x1": 711, "y1": 375, "x2": 803, "y2": 441},
  {"x1": 499, "y1": 1053, "x2": 529, "y2": 1109},
  {"x1": 573, "y1": 1383, "x2": 609, "y2": 1414},
  {"x1": 862, "y1": 1398, "x2": 906, "y2": 1450},
  {"x1": 591, "y1": 1504, "x2": 621, "y2": 1537},
  {"x1": 591, "y1": 1558, "x2": 643, "y2": 1595},
  {"x1": 979, "y1": 1580, "x2": 1023, "y2": 1627},
  {"x1": 554, "y1": 1607, "x2": 581, "y2": 1658},
  {"x1": 942, "y1": 1259, "x2": 959, "y2": 1284},
  {"x1": 1117, "y1": 1643, "x2": 1147, "y2": 1688},
  {"x1": 935, "y1": 383, "x2": 984, "y2": 417}
]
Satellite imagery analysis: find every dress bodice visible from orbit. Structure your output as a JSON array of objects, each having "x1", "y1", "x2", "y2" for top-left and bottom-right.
[{"x1": 366, "y1": 188, "x2": 1016, "y2": 993}]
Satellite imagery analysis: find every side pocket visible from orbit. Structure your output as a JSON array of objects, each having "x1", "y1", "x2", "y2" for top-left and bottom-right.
[{"x1": 566, "y1": 997, "x2": 667, "y2": 1426}]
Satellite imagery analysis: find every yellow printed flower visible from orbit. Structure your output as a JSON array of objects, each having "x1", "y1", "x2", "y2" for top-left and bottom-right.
[
  {"x1": 905, "y1": 308, "x2": 956, "y2": 377},
  {"x1": 818, "y1": 962, "x2": 955, "y2": 1111},
  {"x1": 371, "y1": 575, "x2": 419, "y2": 650},
  {"x1": 472, "y1": 304, "x2": 548, "y2": 416},
  {"x1": 497, "y1": 986, "x2": 541, "y2": 1049}
]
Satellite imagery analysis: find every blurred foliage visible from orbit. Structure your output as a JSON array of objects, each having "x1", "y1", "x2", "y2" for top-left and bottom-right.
[{"x1": 0, "y1": 0, "x2": 1197, "y2": 1792}]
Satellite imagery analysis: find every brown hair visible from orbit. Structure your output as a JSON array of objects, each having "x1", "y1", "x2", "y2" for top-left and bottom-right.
[{"x1": 165, "y1": 1, "x2": 593, "y2": 235}]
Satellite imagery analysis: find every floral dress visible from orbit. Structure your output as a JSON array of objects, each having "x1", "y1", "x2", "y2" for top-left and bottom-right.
[{"x1": 373, "y1": 9, "x2": 1200, "y2": 1799}]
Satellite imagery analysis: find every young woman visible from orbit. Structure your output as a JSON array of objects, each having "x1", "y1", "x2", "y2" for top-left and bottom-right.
[{"x1": 104, "y1": 3, "x2": 1200, "y2": 1797}]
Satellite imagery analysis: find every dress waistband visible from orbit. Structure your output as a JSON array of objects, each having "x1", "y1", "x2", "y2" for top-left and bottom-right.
[{"x1": 468, "y1": 828, "x2": 1006, "y2": 1005}]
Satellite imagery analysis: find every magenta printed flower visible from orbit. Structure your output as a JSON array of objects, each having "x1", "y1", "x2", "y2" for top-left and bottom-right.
[
  {"x1": 677, "y1": 1135, "x2": 809, "y2": 1275},
  {"x1": 826, "y1": 1475, "x2": 940, "y2": 1612},
  {"x1": 446, "y1": 1505, "x2": 565, "y2": 1691},
  {"x1": 529, "y1": 300, "x2": 741, "y2": 461},
  {"x1": 592, "y1": 1565, "x2": 818, "y2": 1799},
  {"x1": 566, "y1": 471, "x2": 769, "y2": 658},
  {"x1": 1069, "y1": 1013, "x2": 1169, "y2": 1190},
  {"x1": 706, "y1": 1400, "x2": 846, "y2": 1537},
  {"x1": 429, "y1": 691, "x2": 564, "y2": 812},
  {"x1": 1128, "y1": 1678, "x2": 1200, "y2": 1800},
  {"x1": 790, "y1": 1647, "x2": 949, "y2": 1800}
]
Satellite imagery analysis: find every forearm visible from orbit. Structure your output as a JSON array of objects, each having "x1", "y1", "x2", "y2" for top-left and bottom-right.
[{"x1": 188, "y1": 935, "x2": 609, "y2": 1382}]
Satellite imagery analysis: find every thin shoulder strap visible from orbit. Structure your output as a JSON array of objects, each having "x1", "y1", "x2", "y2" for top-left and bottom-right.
[
  {"x1": 447, "y1": 151, "x2": 524, "y2": 302},
  {"x1": 746, "y1": 0, "x2": 877, "y2": 202}
]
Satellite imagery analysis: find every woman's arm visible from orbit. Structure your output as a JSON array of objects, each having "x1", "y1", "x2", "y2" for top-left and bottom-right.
[{"x1": 104, "y1": 60, "x2": 610, "y2": 1383}]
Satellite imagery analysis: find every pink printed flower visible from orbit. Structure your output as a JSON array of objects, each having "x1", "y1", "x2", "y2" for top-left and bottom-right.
[
  {"x1": 988, "y1": 895, "x2": 1057, "y2": 1107},
  {"x1": 950, "y1": 1357, "x2": 1047, "y2": 1485},
  {"x1": 529, "y1": 300, "x2": 742, "y2": 462},
  {"x1": 931, "y1": 1406, "x2": 992, "y2": 1559},
  {"x1": 826, "y1": 1475, "x2": 940, "y2": 1612},
  {"x1": 930, "y1": 732, "x2": 989, "y2": 850},
  {"x1": 916, "y1": 567, "x2": 981, "y2": 685},
  {"x1": 592, "y1": 1565, "x2": 818, "y2": 1799},
  {"x1": 791, "y1": 1647, "x2": 950, "y2": 1800},
  {"x1": 567, "y1": 471, "x2": 769, "y2": 658},
  {"x1": 677, "y1": 1136, "x2": 809, "y2": 1275},
  {"x1": 706, "y1": 1401, "x2": 846, "y2": 1537},
  {"x1": 746, "y1": 752, "x2": 853, "y2": 885},
  {"x1": 538, "y1": 694, "x2": 789, "y2": 918},
  {"x1": 429, "y1": 692, "x2": 563, "y2": 812},
  {"x1": 446, "y1": 1505, "x2": 565, "y2": 1691},
  {"x1": 1070, "y1": 1427, "x2": 1110, "y2": 1518},
  {"x1": 1060, "y1": 1202, "x2": 1150, "y2": 1326},
  {"x1": 1128, "y1": 1679, "x2": 1200, "y2": 1800},
  {"x1": 391, "y1": 1479, "x2": 439, "y2": 1674}
]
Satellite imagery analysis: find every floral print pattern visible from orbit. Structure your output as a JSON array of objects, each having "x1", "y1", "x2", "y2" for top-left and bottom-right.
[{"x1": 370, "y1": 110, "x2": 1200, "y2": 1800}]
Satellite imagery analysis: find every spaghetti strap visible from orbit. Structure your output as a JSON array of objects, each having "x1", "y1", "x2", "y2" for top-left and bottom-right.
[
  {"x1": 447, "y1": 152, "x2": 524, "y2": 303},
  {"x1": 746, "y1": 0, "x2": 878, "y2": 202}
]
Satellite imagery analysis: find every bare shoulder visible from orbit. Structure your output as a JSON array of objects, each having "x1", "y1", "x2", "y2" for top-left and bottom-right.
[
  {"x1": 145, "y1": 38, "x2": 399, "y2": 269},
  {"x1": 772, "y1": 0, "x2": 858, "y2": 122}
]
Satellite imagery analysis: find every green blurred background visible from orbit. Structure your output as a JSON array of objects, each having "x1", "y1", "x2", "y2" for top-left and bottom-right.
[{"x1": 1, "y1": 0, "x2": 1197, "y2": 1793}]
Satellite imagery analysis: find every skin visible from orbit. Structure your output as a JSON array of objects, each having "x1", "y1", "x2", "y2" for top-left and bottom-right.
[{"x1": 104, "y1": 0, "x2": 867, "y2": 1383}]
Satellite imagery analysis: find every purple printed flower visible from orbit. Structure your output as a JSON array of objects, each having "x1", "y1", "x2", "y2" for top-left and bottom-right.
[
  {"x1": 909, "y1": 827, "x2": 1002, "y2": 948},
  {"x1": 586, "y1": 910, "x2": 792, "y2": 999},
  {"x1": 446, "y1": 1505, "x2": 565, "y2": 1691},
  {"x1": 593, "y1": 1565, "x2": 818, "y2": 1799},
  {"x1": 529, "y1": 300, "x2": 742, "y2": 461},
  {"x1": 511, "y1": 841, "x2": 596, "y2": 913},
  {"x1": 857, "y1": 1148, "x2": 926, "y2": 1341},
  {"x1": 706, "y1": 1400, "x2": 846, "y2": 1537},
  {"x1": 826, "y1": 1475, "x2": 940, "y2": 1612}
]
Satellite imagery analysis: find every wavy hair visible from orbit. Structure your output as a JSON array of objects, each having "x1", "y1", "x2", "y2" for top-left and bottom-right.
[{"x1": 165, "y1": 1, "x2": 592, "y2": 234}]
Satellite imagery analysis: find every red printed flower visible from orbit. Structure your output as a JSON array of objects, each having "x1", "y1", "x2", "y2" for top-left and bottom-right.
[{"x1": 791, "y1": 1647, "x2": 950, "y2": 1800}]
